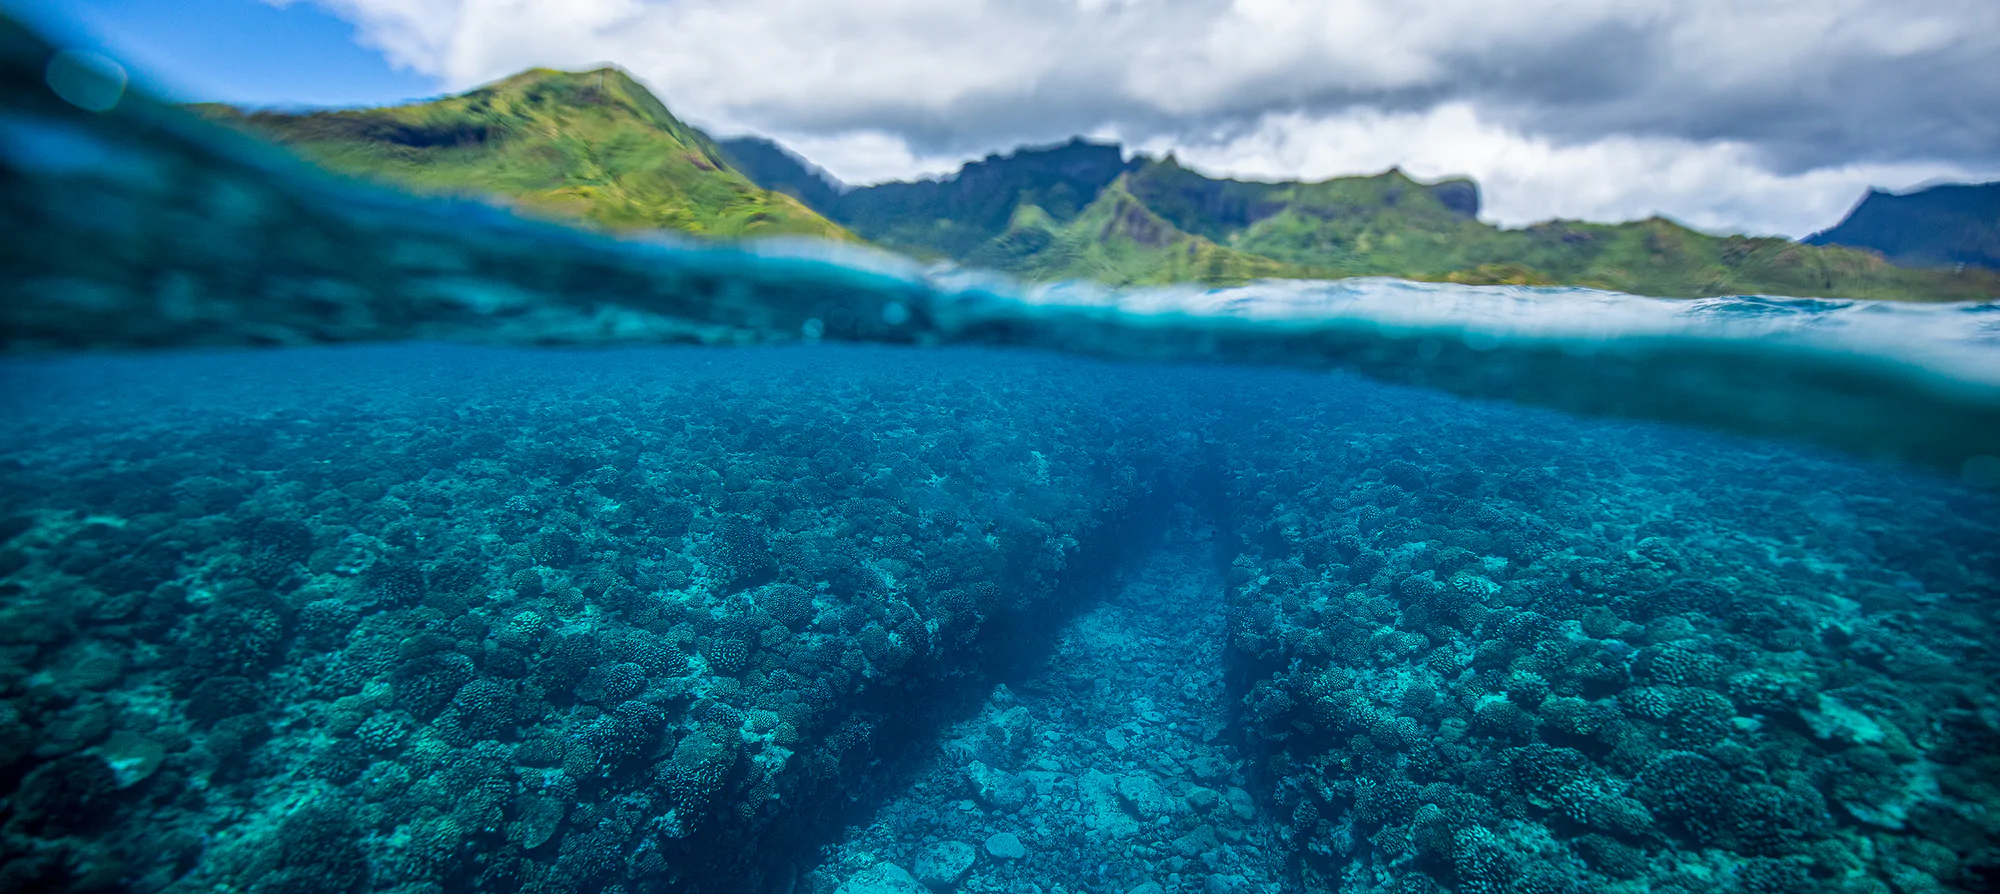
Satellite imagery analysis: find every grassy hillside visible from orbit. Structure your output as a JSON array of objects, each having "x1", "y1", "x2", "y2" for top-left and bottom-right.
[
  {"x1": 833, "y1": 138, "x2": 1133, "y2": 262},
  {"x1": 200, "y1": 68, "x2": 851, "y2": 241},
  {"x1": 763, "y1": 139, "x2": 1998, "y2": 300},
  {"x1": 964, "y1": 176, "x2": 1309, "y2": 286},
  {"x1": 1113, "y1": 159, "x2": 2000, "y2": 300},
  {"x1": 1125, "y1": 159, "x2": 1486, "y2": 280}
]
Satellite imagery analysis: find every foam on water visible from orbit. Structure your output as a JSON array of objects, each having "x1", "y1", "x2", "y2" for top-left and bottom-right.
[{"x1": 1, "y1": 17, "x2": 1995, "y2": 478}]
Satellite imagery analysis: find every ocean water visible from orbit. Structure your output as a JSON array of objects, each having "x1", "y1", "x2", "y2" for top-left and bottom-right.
[{"x1": 4, "y1": 19, "x2": 2000, "y2": 894}]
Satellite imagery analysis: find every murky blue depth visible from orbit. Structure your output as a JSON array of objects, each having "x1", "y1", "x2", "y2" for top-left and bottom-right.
[{"x1": 3, "y1": 16, "x2": 2000, "y2": 894}]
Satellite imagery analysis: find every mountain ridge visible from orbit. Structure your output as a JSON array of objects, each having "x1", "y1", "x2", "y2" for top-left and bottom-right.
[
  {"x1": 206, "y1": 66, "x2": 1999, "y2": 302},
  {"x1": 754, "y1": 136, "x2": 1995, "y2": 298},
  {"x1": 714, "y1": 135, "x2": 845, "y2": 211},
  {"x1": 1805, "y1": 182, "x2": 2000, "y2": 271},
  {"x1": 198, "y1": 67, "x2": 852, "y2": 241}
]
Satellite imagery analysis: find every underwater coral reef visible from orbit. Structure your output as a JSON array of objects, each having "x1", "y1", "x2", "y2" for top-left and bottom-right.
[
  {"x1": 811, "y1": 511, "x2": 1289, "y2": 894},
  {"x1": 0, "y1": 343, "x2": 1994, "y2": 894},
  {"x1": 1213, "y1": 378, "x2": 2000, "y2": 894}
]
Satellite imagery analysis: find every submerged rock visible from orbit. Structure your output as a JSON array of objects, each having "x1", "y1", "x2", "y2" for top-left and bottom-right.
[
  {"x1": 1081, "y1": 769, "x2": 1143, "y2": 838},
  {"x1": 1804, "y1": 694, "x2": 1888, "y2": 745},
  {"x1": 964, "y1": 760, "x2": 1033, "y2": 812},
  {"x1": 835, "y1": 863, "x2": 927, "y2": 894},
  {"x1": 913, "y1": 840, "x2": 976, "y2": 888},
  {"x1": 507, "y1": 794, "x2": 565, "y2": 850},
  {"x1": 92, "y1": 731, "x2": 163, "y2": 789},
  {"x1": 1224, "y1": 787, "x2": 1257, "y2": 822},
  {"x1": 1171, "y1": 824, "x2": 1221, "y2": 858},
  {"x1": 983, "y1": 831, "x2": 1026, "y2": 860},
  {"x1": 1116, "y1": 772, "x2": 1177, "y2": 820},
  {"x1": 1184, "y1": 785, "x2": 1220, "y2": 812}
]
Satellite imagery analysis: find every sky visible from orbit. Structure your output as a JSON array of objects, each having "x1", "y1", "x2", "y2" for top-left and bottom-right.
[{"x1": 8, "y1": 0, "x2": 1997, "y2": 237}]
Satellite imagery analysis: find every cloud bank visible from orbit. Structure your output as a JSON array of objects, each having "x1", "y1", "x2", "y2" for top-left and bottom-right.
[{"x1": 284, "y1": 0, "x2": 2000, "y2": 236}]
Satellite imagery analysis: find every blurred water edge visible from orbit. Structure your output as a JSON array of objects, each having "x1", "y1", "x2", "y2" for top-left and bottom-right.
[{"x1": 2, "y1": 17, "x2": 1997, "y2": 476}]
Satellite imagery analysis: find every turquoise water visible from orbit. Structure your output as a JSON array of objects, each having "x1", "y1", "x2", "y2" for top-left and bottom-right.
[{"x1": 4, "y1": 19, "x2": 2000, "y2": 894}]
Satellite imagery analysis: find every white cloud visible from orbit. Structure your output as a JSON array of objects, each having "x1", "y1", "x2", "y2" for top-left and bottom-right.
[{"x1": 287, "y1": 0, "x2": 2000, "y2": 235}]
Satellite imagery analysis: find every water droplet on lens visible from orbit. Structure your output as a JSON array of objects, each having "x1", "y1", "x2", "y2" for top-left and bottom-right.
[
  {"x1": 881, "y1": 301, "x2": 910, "y2": 326},
  {"x1": 46, "y1": 50, "x2": 127, "y2": 113},
  {"x1": 802, "y1": 318, "x2": 825, "y2": 340}
]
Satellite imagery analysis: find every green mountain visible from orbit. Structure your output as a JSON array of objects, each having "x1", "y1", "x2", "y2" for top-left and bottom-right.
[
  {"x1": 1804, "y1": 182, "x2": 2000, "y2": 270},
  {"x1": 961, "y1": 174, "x2": 1307, "y2": 285},
  {"x1": 198, "y1": 68, "x2": 851, "y2": 241},
  {"x1": 714, "y1": 136, "x2": 844, "y2": 213},
  {"x1": 714, "y1": 137, "x2": 1296, "y2": 285},
  {"x1": 1117, "y1": 160, "x2": 1991, "y2": 300},
  {"x1": 204, "y1": 66, "x2": 1996, "y2": 301},
  {"x1": 831, "y1": 138, "x2": 1136, "y2": 261},
  {"x1": 738, "y1": 135, "x2": 1997, "y2": 300}
]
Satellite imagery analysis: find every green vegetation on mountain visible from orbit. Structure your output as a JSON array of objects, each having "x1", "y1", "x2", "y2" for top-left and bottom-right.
[
  {"x1": 1805, "y1": 182, "x2": 2000, "y2": 271},
  {"x1": 834, "y1": 138, "x2": 1135, "y2": 262},
  {"x1": 204, "y1": 66, "x2": 1996, "y2": 301},
  {"x1": 1118, "y1": 160, "x2": 1994, "y2": 300},
  {"x1": 963, "y1": 176, "x2": 1307, "y2": 285},
  {"x1": 777, "y1": 141, "x2": 1996, "y2": 300},
  {"x1": 714, "y1": 136, "x2": 844, "y2": 214},
  {"x1": 199, "y1": 68, "x2": 850, "y2": 241}
]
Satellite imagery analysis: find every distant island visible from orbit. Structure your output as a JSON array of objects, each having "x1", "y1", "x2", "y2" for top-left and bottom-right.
[{"x1": 201, "y1": 67, "x2": 2000, "y2": 302}]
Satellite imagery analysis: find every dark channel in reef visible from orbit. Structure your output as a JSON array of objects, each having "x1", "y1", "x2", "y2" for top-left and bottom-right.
[{"x1": 0, "y1": 344, "x2": 1996, "y2": 894}]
